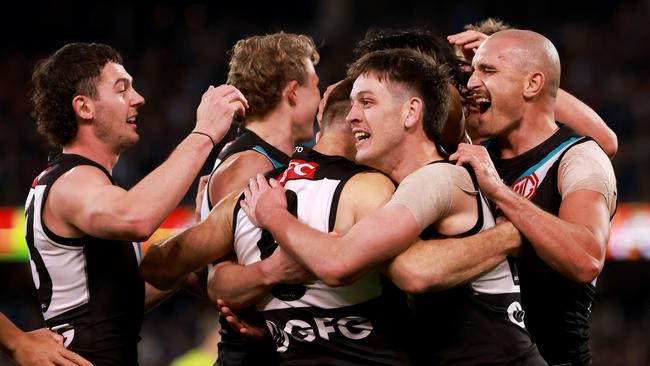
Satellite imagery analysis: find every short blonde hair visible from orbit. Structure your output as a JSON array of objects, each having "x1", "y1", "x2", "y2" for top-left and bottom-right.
[
  {"x1": 227, "y1": 32, "x2": 319, "y2": 122},
  {"x1": 464, "y1": 18, "x2": 511, "y2": 36}
]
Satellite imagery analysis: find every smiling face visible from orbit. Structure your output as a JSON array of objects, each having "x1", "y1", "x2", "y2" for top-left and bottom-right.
[
  {"x1": 91, "y1": 62, "x2": 145, "y2": 153},
  {"x1": 468, "y1": 36, "x2": 527, "y2": 138},
  {"x1": 346, "y1": 73, "x2": 408, "y2": 171}
]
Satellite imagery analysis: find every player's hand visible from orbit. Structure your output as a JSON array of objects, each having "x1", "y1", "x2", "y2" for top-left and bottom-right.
[
  {"x1": 215, "y1": 299, "x2": 267, "y2": 341},
  {"x1": 241, "y1": 173, "x2": 287, "y2": 228},
  {"x1": 260, "y1": 247, "x2": 315, "y2": 285},
  {"x1": 447, "y1": 30, "x2": 488, "y2": 62},
  {"x1": 450, "y1": 143, "x2": 507, "y2": 201},
  {"x1": 195, "y1": 84, "x2": 248, "y2": 145},
  {"x1": 12, "y1": 328, "x2": 92, "y2": 366}
]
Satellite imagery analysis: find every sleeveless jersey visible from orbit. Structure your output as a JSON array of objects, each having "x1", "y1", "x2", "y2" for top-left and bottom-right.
[
  {"x1": 488, "y1": 125, "x2": 608, "y2": 366},
  {"x1": 233, "y1": 147, "x2": 414, "y2": 366},
  {"x1": 410, "y1": 161, "x2": 541, "y2": 366},
  {"x1": 200, "y1": 128, "x2": 288, "y2": 216},
  {"x1": 200, "y1": 128, "x2": 289, "y2": 366},
  {"x1": 24, "y1": 153, "x2": 144, "y2": 365}
]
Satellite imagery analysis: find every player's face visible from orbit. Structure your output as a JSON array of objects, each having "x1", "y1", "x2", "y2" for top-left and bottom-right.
[
  {"x1": 468, "y1": 37, "x2": 526, "y2": 138},
  {"x1": 292, "y1": 58, "x2": 320, "y2": 143},
  {"x1": 92, "y1": 62, "x2": 145, "y2": 153},
  {"x1": 347, "y1": 73, "x2": 406, "y2": 171}
]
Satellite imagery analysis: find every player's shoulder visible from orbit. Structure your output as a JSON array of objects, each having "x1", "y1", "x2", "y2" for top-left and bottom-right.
[{"x1": 348, "y1": 169, "x2": 396, "y2": 192}]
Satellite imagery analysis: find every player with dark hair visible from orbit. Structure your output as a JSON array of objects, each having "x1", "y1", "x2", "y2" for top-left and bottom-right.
[{"x1": 26, "y1": 42, "x2": 242, "y2": 364}]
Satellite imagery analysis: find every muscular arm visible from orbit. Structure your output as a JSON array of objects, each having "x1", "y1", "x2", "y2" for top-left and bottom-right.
[
  {"x1": 386, "y1": 221, "x2": 521, "y2": 293},
  {"x1": 555, "y1": 88, "x2": 618, "y2": 157},
  {"x1": 248, "y1": 172, "x2": 413, "y2": 287},
  {"x1": 452, "y1": 143, "x2": 614, "y2": 284},
  {"x1": 50, "y1": 85, "x2": 246, "y2": 241},
  {"x1": 140, "y1": 192, "x2": 238, "y2": 290}
]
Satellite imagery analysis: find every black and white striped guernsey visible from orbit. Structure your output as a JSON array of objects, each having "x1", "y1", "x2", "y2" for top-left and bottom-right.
[
  {"x1": 24, "y1": 153, "x2": 144, "y2": 365},
  {"x1": 410, "y1": 161, "x2": 542, "y2": 366},
  {"x1": 233, "y1": 146, "x2": 414, "y2": 366}
]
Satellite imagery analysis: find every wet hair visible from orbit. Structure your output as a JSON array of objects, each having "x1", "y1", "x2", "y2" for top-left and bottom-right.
[
  {"x1": 31, "y1": 43, "x2": 123, "y2": 147},
  {"x1": 464, "y1": 17, "x2": 512, "y2": 36},
  {"x1": 354, "y1": 28, "x2": 468, "y2": 92},
  {"x1": 320, "y1": 79, "x2": 353, "y2": 130},
  {"x1": 227, "y1": 32, "x2": 319, "y2": 123},
  {"x1": 347, "y1": 48, "x2": 451, "y2": 144}
]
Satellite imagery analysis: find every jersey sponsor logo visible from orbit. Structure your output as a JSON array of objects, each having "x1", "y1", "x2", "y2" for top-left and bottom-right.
[
  {"x1": 277, "y1": 159, "x2": 319, "y2": 185},
  {"x1": 267, "y1": 315, "x2": 373, "y2": 353},
  {"x1": 507, "y1": 301, "x2": 526, "y2": 328},
  {"x1": 511, "y1": 172, "x2": 540, "y2": 199}
]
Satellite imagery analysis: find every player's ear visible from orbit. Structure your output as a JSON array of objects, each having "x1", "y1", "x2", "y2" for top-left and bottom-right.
[
  {"x1": 284, "y1": 80, "x2": 299, "y2": 107},
  {"x1": 404, "y1": 97, "x2": 423, "y2": 129},
  {"x1": 523, "y1": 71, "x2": 544, "y2": 99},
  {"x1": 72, "y1": 95, "x2": 94, "y2": 122}
]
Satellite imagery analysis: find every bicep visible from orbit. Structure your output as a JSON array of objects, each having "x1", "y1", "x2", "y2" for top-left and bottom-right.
[{"x1": 558, "y1": 189, "x2": 610, "y2": 257}]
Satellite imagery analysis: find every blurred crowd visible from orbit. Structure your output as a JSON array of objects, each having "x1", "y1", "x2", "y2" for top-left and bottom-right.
[{"x1": 0, "y1": 1, "x2": 649, "y2": 365}]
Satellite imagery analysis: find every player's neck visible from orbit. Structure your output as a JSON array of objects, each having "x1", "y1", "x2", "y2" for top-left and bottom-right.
[
  {"x1": 62, "y1": 130, "x2": 119, "y2": 174},
  {"x1": 498, "y1": 107, "x2": 558, "y2": 159},
  {"x1": 313, "y1": 130, "x2": 356, "y2": 161},
  {"x1": 384, "y1": 138, "x2": 441, "y2": 184},
  {"x1": 245, "y1": 109, "x2": 295, "y2": 156}
]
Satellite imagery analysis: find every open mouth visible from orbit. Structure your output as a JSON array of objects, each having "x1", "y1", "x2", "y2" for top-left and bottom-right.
[
  {"x1": 473, "y1": 95, "x2": 492, "y2": 114},
  {"x1": 126, "y1": 116, "x2": 137, "y2": 125},
  {"x1": 354, "y1": 130, "x2": 370, "y2": 143}
]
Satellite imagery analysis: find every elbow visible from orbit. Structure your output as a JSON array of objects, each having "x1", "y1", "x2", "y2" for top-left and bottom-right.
[
  {"x1": 121, "y1": 216, "x2": 159, "y2": 241},
  {"x1": 573, "y1": 260, "x2": 603, "y2": 285},
  {"x1": 603, "y1": 133, "x2": 618, "y2": 158},
  {"x1": 392, "y1": 266, "x2": 443, "y2": 294},
  {"x1": 318, "y1": 264, "x2": 356, "y2": 287}
]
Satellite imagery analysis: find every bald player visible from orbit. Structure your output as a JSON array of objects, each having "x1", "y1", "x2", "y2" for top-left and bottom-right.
[{"x1": 451, "y1": 30, "x2": 617, "y2": 366}]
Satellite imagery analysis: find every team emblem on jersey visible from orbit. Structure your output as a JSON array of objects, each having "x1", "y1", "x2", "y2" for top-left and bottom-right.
[
  {"x1": 277, "y1": 159, "x2": 319, "y2": 184},
  {"x1": 511, "y1": 173, "x2": 540, "y2": 199},
  {"x1": 507, "y1": 301, "x2": 526, "y2": 328},
  {"x1": 266, "y1": 315, "x2": 374, "y2": 353}
]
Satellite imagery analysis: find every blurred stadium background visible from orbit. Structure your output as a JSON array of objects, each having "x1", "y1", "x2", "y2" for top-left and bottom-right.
[{"x1": 1, "y1": 1, "x2": 648, "y2": 364}]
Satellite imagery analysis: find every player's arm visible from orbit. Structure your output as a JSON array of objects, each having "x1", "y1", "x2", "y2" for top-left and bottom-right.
[
  {"x1": 50, "y1": 85, "x2": 246, "y2": 241},
  {"x1": 0, "y1": 313, "x2": 92, "y2": 366},
  {"x1": 386, "y1": 220, "x2": 521, "y2": 293},
  {"x1": 555, "y1": 88, "x2": 618, "y2": 157},
  {"x1": 140, "y1": 192, "x2": 239, "y2": 290},
  {"x1": 208, "y1": 151, "x2": 276, "y2": 205},
  {"x1": 243, "y1": 172, "x2": 417, "y2": 287},
  {"x1": 207, "y1": 247, "x2": 311, "y2": 310},
  {"x1": 452, "y1": 142, "x2": 615, "y2": 284}
]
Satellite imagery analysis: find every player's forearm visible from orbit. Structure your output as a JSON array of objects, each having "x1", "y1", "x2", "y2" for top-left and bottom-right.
[
  {"x1": 144, "y1": 282, "x2": 177, "y2": 312},
  {"x1": 115, "y1": 133, "x2": 214, "y2": 239},
  {"x1": 555, "y1": 88, "x2": 618, "y2": 157},
  {"x1": 0, "y1": 314, "x2": 22, "y2": 355},
  {"x1": 208, "y1": 261, "x2": 272, "y2": 310},
  {"x1": 387, "y1": 221, "x2": 520, "y2": 293},
  {"x1": 493, "y1": 186, "x2": 603, "y2": 283}
]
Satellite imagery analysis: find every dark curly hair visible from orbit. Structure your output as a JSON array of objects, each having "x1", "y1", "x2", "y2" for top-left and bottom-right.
[
  {"x1": 347, "y1": 48, "x2": 451, "y2": 144},
  {"x1": 31, "y1": 43, "x2": 123, "y2": 147}
]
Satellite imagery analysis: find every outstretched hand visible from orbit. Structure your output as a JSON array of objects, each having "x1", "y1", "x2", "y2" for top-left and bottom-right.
[
  {"x1": 215, "y1": 299, "x2": 267, "y2": 341},
  {"x1": 12, "y1": 328, "x2": 92, "y2": 366},
  {"x1": 449, "y1": 143, "x2": 507, "y2": 200},
  {"x1": 447, "y1": 30, "x2": 489, "y2": 63},
  {"x1": 241, "y1": 174, "x2": 287, "y2": 228}
]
